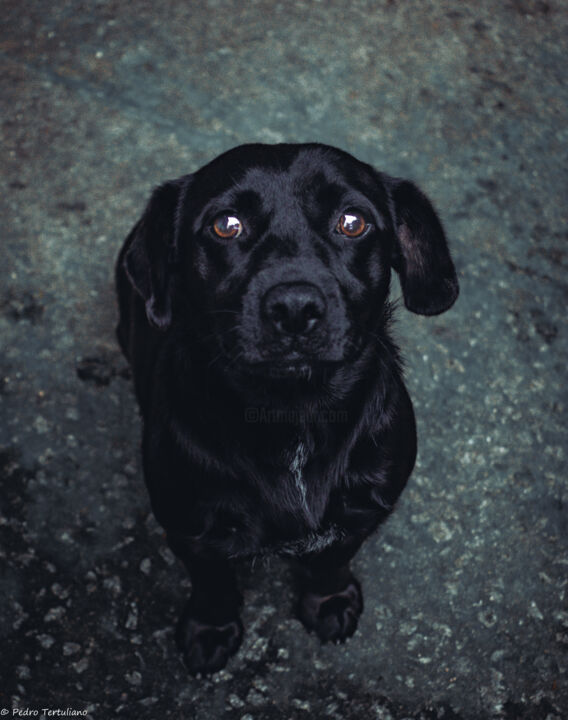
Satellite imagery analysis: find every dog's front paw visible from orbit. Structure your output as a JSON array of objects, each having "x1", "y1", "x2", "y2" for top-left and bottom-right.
[
  {"x1": 176, "y1": 607, "x2": 243, "y2": 676},
  {"x1": 298, "y1": 578, "x2": 363, "y2": 643}
]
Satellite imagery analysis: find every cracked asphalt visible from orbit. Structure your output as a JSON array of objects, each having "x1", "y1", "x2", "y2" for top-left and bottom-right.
[{"x1": 1, "y1": 1, "x2": 567, "y2": 718}]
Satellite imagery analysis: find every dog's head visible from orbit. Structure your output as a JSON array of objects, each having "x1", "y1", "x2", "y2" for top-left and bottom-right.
[{"x1": 124, "y1": 144, "x2": 458, "y2": 383}]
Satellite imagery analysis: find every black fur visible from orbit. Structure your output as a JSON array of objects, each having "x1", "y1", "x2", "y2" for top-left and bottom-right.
[{"x1": 115, "y1": 143, "x2": 459, "y2": 675}]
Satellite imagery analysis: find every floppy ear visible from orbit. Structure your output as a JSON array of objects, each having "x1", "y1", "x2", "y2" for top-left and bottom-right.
[
  {"x1": 388, "y1": 179, "x2": 459, "y2": 315},
  {"x1": 122, "y1": 179, "x2": 184, "y2": 330}
]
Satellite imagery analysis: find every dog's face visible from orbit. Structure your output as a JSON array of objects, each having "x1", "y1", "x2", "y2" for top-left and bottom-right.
[
  {"x1": 124, "y1": 143, "x2": 458, "y2": 383},
  {"x1": 180, "y1": 145, "x2": 395, "y2": 380}
]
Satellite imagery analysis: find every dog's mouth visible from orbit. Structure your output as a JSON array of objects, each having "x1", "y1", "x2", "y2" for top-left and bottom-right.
[
  {"x1": 237, "y1": 348, "x2": 314, "y2": 379},
  {"x1": 236, "y1": 346, "x2": 352, "y2": 381},
  {"x1": 248, "y1": 359, "x2": 314, "y2": 380},
  {"x1": 211, "y1": 329, "x2": 360, "y2": 382}
]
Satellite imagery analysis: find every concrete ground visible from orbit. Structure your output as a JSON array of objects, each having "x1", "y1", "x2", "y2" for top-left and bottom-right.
[{"x1": 1, "y1": 1, "x2": 567, "y2": 718}]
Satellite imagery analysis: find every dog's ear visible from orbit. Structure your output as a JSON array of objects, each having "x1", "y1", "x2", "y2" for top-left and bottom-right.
[
  {"x1": 388, "y1": 178, "x2": 459, "y2": 316},
  {"x1": 123, "y1": 179, "x2": 184, "y2": 330}
]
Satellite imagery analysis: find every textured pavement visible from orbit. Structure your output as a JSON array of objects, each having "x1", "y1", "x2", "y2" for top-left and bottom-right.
[{"x1": 1, "y1": 1, "x2": 567, "y2": 718}]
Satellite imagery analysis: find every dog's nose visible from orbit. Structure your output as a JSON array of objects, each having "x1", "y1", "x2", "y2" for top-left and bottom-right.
[{"x1": 262, "y1": 282, "x2": 326, "y2": 336}]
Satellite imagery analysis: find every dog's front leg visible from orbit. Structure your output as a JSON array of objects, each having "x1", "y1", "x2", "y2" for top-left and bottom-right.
[
  {"x1": 167, "y1": 535, "x2": 243, "y2": 675},
  {"x1": 295, "y1": 536, "x2": 365, "y2": 644}
]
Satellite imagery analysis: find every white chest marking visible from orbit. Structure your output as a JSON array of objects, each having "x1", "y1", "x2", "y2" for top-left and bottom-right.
[{"x1": 289, "y1": 441, "x2": 309, "y2": 513}]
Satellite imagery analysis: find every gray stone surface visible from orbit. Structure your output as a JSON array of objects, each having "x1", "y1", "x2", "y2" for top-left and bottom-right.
[{"x1": 1, "y1": 1, "x2": 567, "y2": 718}]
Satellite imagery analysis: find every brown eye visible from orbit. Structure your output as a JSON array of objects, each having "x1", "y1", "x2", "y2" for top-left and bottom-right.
[
  {"x1": 213, "y1": 215, "x2": 243, "y2": 239},
  {"x1": 337, "y1": 212, "x2": 366, "y2": 237}
]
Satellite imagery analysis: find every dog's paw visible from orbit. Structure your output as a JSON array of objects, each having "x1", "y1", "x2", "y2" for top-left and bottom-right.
[
  {"x1": 176, "y1": 609, "x2": 243, "y2": 676},
  {"x1": 298, "y1": 578, "x2": 363, "y2": 643}
]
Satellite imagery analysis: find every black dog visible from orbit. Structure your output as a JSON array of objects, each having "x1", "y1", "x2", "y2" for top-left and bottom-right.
[{"x1": 115, "y1": 143, "x2": 458, "y2": 675}]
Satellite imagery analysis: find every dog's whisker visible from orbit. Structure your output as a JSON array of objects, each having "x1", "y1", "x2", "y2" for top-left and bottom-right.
[
  {"x1": 207, "y1": 347, "x2": 227, "y2": 368},
  {"x1": 197, "y1": 323, "x2": 242, "y2": 346},
  {"x1": 222, "y1": 349, "x2": 245, "y2": 371},
  {"x1": 206, "y1": 309, "x2": 241, "y2": 317}
]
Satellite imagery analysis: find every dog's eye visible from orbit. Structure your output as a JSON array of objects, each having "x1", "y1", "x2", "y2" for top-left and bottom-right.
[
  {"x1": 213, "y1": 215, "x2": 243, "y2": 239},
  {"x1": 337, "y1": 212, "x2": 367, "y2": 238}
]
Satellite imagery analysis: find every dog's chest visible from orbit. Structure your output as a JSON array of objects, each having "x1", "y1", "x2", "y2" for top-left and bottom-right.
[
  {"x1": 203, "y1": 439, "x2": 342, "y2": 560},
  {"x1": 251, "y1": 440, "x2": 342, "y2": 557}
]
